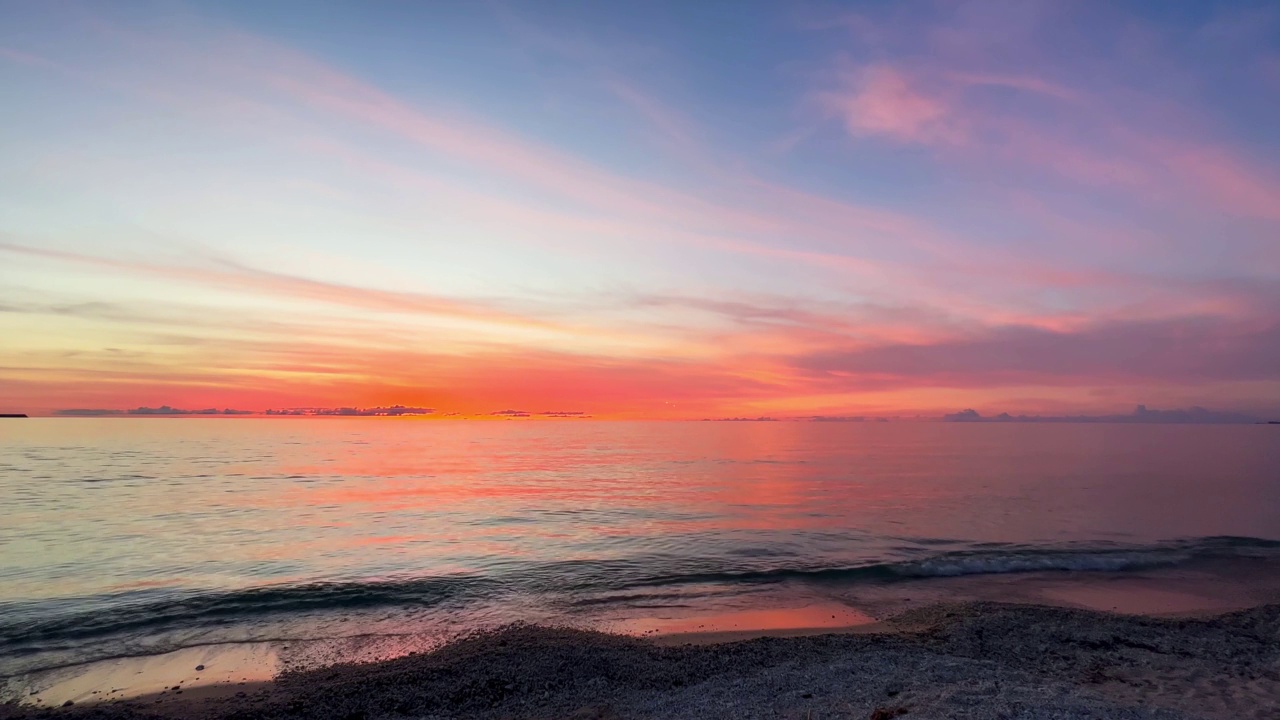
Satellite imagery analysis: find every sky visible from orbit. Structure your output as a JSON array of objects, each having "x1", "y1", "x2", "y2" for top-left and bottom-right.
[{"x1": 2, "y1": 0, "x2": 1279, "y2": 419}]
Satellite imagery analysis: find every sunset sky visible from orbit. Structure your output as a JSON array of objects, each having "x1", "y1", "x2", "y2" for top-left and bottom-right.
[{"x1": 2, "y1": 0, "x2": 1279, "y2": 418}]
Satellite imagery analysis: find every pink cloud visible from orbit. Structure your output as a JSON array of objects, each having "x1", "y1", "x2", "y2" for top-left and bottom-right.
[
  {"x1": 1160, "y1": 144, "x2": 1280, "y2": 222},
  {"x1": 815, "y1": 64, "x2": 1152, "y2": 189},
  {"x1": 793, "y1": 313, "x2": 1280, "y2": 389},
  {"x1": 815, "y1": 58, "x2": 1280, "y2": 231},
  {"x1": 993, "y1": 121, "x2": 1152, "y2": 187},
  {"x1": 821, "y1": 65, "x2": 960, "y2": 144}
]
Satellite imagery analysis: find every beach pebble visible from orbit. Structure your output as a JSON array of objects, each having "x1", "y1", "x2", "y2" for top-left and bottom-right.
[
  {"x1": 195, "y1": 664, "x2": 205, "y2": 671},
  {"x1": 62, "y1": 700, "x2": 74, "y2": 707}
]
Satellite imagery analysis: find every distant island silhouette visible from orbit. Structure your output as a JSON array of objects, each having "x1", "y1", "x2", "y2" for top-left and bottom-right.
[
  {"x1": 943, "y1": 405, "x2": 1259, "y2": 424},
  {"x1": 0, "y1": 413, "x2": 28, "y2": 418},
  {"x1": 54, "y1": 407, "x2": 253, "y2": 417},
  {"x1": 51, "y1": 406, "x2": 596, "y2": 418},
  {"x1": 268, "y1": 406, "x2": 436, "y2": 416}
]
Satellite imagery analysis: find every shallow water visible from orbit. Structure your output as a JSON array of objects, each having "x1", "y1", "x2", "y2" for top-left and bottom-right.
[{"x1": 3, "y1": 419, "x2": 1280, "y2": 682}]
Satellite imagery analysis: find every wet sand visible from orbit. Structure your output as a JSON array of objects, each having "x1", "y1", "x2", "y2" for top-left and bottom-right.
[{"x1": 4, "y1": 600, "x2": 1279, "y2": 720}]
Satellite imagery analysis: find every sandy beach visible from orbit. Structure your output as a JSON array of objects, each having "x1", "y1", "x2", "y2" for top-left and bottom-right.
[{"x1": 4, "y1": 600, "x2": 1278, "y2": 720}]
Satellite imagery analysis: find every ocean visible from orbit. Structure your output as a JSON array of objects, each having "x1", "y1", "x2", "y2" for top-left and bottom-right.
[{"x1": 3, "y1": 419, "x2": 1280, "y2": 693}]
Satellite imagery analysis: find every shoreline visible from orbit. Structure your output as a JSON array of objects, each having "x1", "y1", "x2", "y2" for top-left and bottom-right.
[
  {"x1": 7, "y1": 560, "x2": 1280, "y2": 716},
  {"x1": 5, "y1": 600, "x2": 1279, "y2": 720}
]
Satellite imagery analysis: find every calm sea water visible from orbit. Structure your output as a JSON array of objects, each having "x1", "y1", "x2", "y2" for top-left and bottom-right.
[{"x1": 2, "y1": 419, "x2": 1280, "y2": 678}]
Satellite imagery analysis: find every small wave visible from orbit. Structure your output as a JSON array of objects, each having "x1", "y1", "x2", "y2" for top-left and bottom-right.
[
  {"x1": 891, "y1": 550, "x2": 1178, "y2": 577},
  {"x1": 628, "y1": 535, "x2": 1280, "y2": 588},
  {"x1": 0, "y1": 574, "x2": 498, "y2": 658}
]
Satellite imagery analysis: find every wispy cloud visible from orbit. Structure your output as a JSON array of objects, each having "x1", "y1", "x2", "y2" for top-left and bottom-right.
[
  {"x1": 795, "y1": 314, "x2": 1280, "y2": 388},
  {"x1": 0, "y1": 45, "x2": 57, "y2": 68},
  {"x1": 0, "y1": 241, "x2": 557, "y2": 331},
  {"x1": 946, "y1": 71, "x2": 1081, "y2": 102},
  {"x1": 808, "y1": 5, "x2": 1280, "y2": 226},
  {"x1": 2, "y1": 1, "x2": 1278, "y2": 417}
]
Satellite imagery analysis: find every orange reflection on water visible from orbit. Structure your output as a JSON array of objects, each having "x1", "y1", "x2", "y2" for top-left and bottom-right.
[
  {"x1": 615, "y1": 601, "x2": 876, "y2": 637},
  {"x1": 11, "y1": 418, "x2": 1280, "y2": 606}
]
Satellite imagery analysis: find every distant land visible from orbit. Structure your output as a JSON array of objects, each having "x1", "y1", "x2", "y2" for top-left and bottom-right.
[
  {"x1": 267, "y1": 406, "x2": 435, "y2": 416},
  {"x1": 56, "y1": 406, "x2": 254, "y2": 417},
  {"x1": 942, "y1": 405, "x2": 1260, "y2": 424},
  {"x1": 702, "y1": 416, "x2": 896, "y2": 422},
  {"x1": 0, "y1": 413, "x2": 28, "y2": 418},
  {"x1": 33, "y1": 405, "x2": 1276, "y2": 423},
  {"x1": 49, "y1": 405, "x2": 593, "y2": 418},
  {"x1": 488, "y1": 410, "x2": 591, "y2": 418}
]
